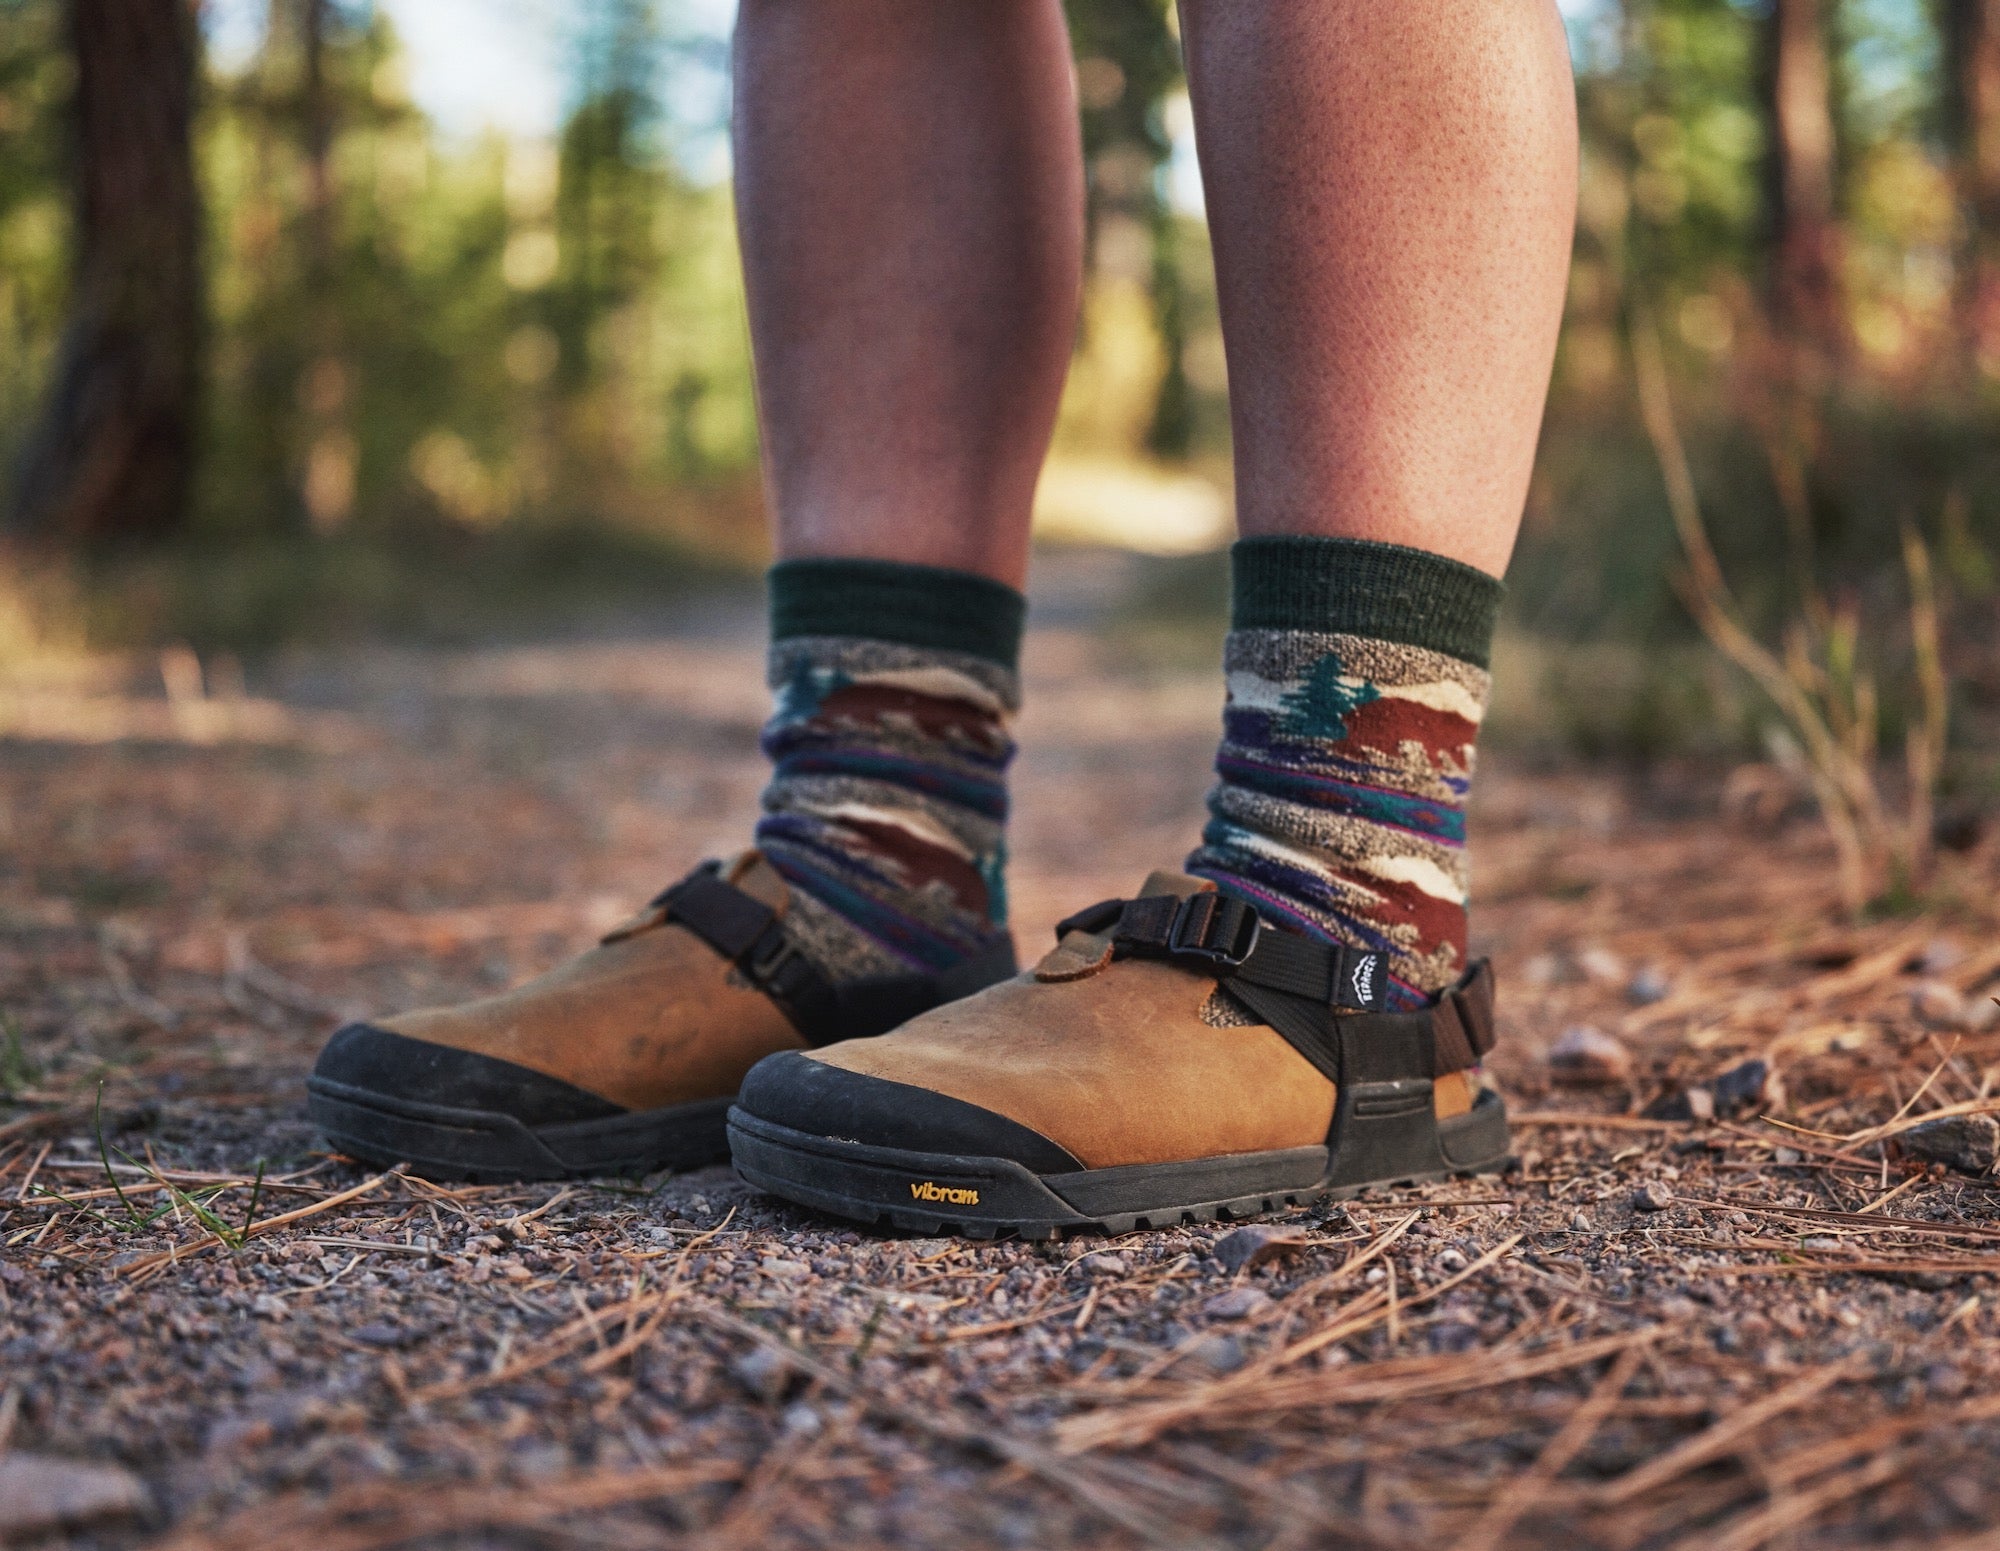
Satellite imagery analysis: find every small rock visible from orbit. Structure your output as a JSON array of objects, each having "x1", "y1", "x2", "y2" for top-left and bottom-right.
[
  {"x1": 0, "y1": 1455, "x2": 149, "y2": 1538},
  {"x1": 1916, "y1": 938, "x2": 1966, "y2": 975},
  {"x1": 506, "y1": 1443, "x2": 570, "y2": 1482},
  {"x1": 1202, "y1": 1288, "x2": 1272, "y2": 1321},
  {"x1": 1799, "y1": 1236, "x2": 1843, "y2": 1253},
  {"x1": 780, "y1": 1402, "x2": 822, "y2": 1436},
  {"x1": 1626, "y1": 965, "x2": 1672, "y2": 1005},
  {"x1": 730, "y1": 1345, "x2": 796, "y2": 1404},
  {"x1": 904, "y1": 1238, "x2": 950, "y2": 1258},
  {"x1": 1186, "y1": 1333, "x2": 1246, "y2": 1373},
  {"x1": 1912, "y1": 980, "x2": 1970, "y2": 1029},
  {"x1": 350, "y1": 1322, "x2": 403, "y2": 1347},
  {"x1": 1080, "y1": 1252, "x2": 1129, "y2": 1277},
  {"x1": 758, "y1": 1256, "x2": 810, "y2": 1280},
  {"x1": 1569, "y1": 1211, "x2": 1591, "y2": 1232},
  {"x1": 1633, "y1": 1180, "x2": 1675, "y2": 1212},
  {"x1": 1428, "y1": 1320, "x2": 1481, "y2": 1354},
  {"x1": 1579, "y1": 947, "x2": 1626, "y2": 985},
  {"x1": 1645, "y1": 1087, "x2": 1715, "y2": 1123},
  {"x1": 1548, "y1": 1025, "x2": 1633, "y2": 1086},
  {"x1": 1435, "y1": 1247, "x2": 1469, "y2": 1274},
  {"x1": 1900, "y1": 1114, "x2": 2000, "y2": 1177},
  {"x1": 1773, "y1": 1146, "x2": 1803, "y2": 1165},
  {"x1": 1711, "y1": 1058, "x2": 1782, "y2": 1118},
  {"x1": 1212, "y1": 1223, "x2": 1309, "y2": 1274}
]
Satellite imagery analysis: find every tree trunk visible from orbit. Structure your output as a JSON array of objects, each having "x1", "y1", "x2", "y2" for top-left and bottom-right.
[
  {"x1": 1946, "y1": 0, "x2": 2000, "y2": 369},
  {"x1": 6, "y1": 0, "x2": 203, "y2": 547},
  {"x1": 1765, "y1": 0, "x2": 1842, "y2": 347}
]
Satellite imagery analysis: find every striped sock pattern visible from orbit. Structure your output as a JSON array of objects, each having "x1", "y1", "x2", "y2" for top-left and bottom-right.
[
  {"x1": 755, "y1": 636, "x2": 1019, "y2": 982},
  {"x1": 1187, "y1": 629, "x2": 1491, "y2": 1013}
]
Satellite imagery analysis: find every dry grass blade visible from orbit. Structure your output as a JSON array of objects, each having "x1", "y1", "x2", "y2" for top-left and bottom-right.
[
  {"x1": 686, "y1": 1304, "x2": 1194, "y2": 1548},
  {"x1": 1631, "y1": 310, "x2": 1946, "y2": 914},
  {"x1": 1756, "y1": 1391, "x2": 2000, "y2": 1487},
  {"x1": 577, "y1": 1210, "x2": 735, "y2": 1374},
  {"x1": 1680, "y1": 1443, "x2": 1918, "y2": 1551},
  {"x1": 1056, "y1": 1289, "x2": 1654, "y2": 1461},
  {"x1": 1056, "y1": 1233, "x2": 1527, "y2": 1453},
  {"x1": 1680, "y1": 1196, "x2": 2000, "y2": 1243},
  {"x1": 1458, "y1": 1344, "x2": 1645, "y2": 1551},
  {"x1": 147, "y1": 1459, "x2": 746, "y2": 1551},
  {"x1": 119, "y1": 1168, "x2": 398, "y2": 1279},
  {"x1": 1588, "y1": 1354, "x2": 1863, "y2": 1507}
]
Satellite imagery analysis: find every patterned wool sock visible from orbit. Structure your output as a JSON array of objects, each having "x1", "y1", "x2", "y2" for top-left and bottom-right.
[
  {"x1": 754, "y1": 558, "x2": 1023, "y2": 982},
  {"x1": 1186, "y1": 536, "x2": 1502, "y2": 1011}
]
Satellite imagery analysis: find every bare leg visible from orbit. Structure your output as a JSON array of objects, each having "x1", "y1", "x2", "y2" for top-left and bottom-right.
[
  {"x1": 1180, "y1": 0, "x2": 1576, "y2": 577},
  {"x1": 731, "y1": 0, "x2": 1083, "y2": 589}
]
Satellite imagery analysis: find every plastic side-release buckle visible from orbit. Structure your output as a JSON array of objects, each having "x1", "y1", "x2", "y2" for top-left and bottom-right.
[{"x1": 1167, "y1": 892, "x2": 1261, "y2": 971}]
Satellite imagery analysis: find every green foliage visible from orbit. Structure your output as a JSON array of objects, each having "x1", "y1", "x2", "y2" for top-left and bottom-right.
[
  {"x1": 29, "y1": 1084, "x2": 271, "y2": 1250},
  {"x1": 0, "y1": 0, "x2": 1998, "y2": 774},
  {"x1": 0, "y1": 0, "x2": 70, "y2": 476}
]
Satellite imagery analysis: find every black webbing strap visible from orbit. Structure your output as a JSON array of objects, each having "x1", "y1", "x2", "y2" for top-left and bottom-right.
[
  {"x1": 1055, "y1": 893, "x2": 1494, "y2": 1085},
  {"x1": 653, "y1": 863, "x2": 1017, "y2": 1046}
]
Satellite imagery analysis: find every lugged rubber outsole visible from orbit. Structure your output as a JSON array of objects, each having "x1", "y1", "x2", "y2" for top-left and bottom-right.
[
  {"x1": 307, "y1": 1077, "x2": 733, "y2": 1183},
  {"x1": 726, "y1": 1091, "x2": 1512, "y2": 1240}
]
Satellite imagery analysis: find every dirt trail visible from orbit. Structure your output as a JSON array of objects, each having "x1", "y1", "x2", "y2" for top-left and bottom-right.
[{"x1": 5, "y1": 567, "x2": 2000, "y2": 1549}]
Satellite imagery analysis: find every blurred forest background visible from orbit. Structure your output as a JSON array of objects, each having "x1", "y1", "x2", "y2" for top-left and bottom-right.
[{"x1": 6, "y1": 0, "x2": 2000, "y2": 783}]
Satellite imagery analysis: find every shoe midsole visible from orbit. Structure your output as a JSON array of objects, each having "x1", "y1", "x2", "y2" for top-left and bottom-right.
[
  {"x1": 308, "y1": 1076, "x2": 731, "y2": 1178},
  {"x1": 728, "y1": 1093, "x2": 1509, "y2": 1226}
]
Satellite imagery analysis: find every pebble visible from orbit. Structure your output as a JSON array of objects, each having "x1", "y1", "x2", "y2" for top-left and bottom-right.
[
  {"x1": 1799, "y1": 1237, "x2": 1843, "y2": 1253},
  {"x1": 1428, "y1": 1320, "x2": 1481, "y2": 1354},
  {"x1": 1710, "y1": 1058, "x2": 1782, "y2": 1117},
  {"x1": 1900, "y1": 1114, "x2": 2000, "y2": 1176},
  {"x1": 780, "y1": 1402, "x2": 823, "y2": 1436},
  {"x1": 0, "y1": 1455, "x2": 149, "y2": 1539},
  {"x1": 729, "y1": 1346, "x2": 795, "y2": 1404},
  {"x1": 1646, "y1": 1087, "x2": 1715, "y2": 1123},
  {"x1": 1910, "y1": 981, "x2": 1998, "y2": 1033},
  {"x1": 1570, "y1": 1211, "x2": 1591, "y2": 1232},
  {"x1": 1548, "y1": 1025, "x2": 1633, "y2": 1086},
  {"x1": 1916, "y1": 938, "x2": 1966, "y2": 974},
  {"x1": 1435, "y1": 1247, "x2": 1469, "y2": 1274},
  {"x1": 1627, "y1": 965, "x2": 1673, "y2": 1005},
  {"x1": 1203, "y1": 1288, "x2": 1272, "y2": 1321},
  {"x1": 1633, "y1": 1180, "x2": 1675, "y2": 1212},
  {"x1": 1579, "y1": 947, "x2": 1626, "y2": 986},
  {"x1": 1212, "y1": 1224, "x2": 1309, "y2": 1274},
  {"x1": 1080, "y1": 1252, "x2": 1129, "y2": 1277},
  {"x1": 1187, "y1": 1333, "x2": 1247, "y2": 1374},
  {"x1": 759, "y1": 1257, "x2": 811, "y2": 1280}
]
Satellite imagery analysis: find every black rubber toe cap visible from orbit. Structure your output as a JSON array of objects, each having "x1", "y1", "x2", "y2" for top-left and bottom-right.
[
  {"x1": 311, "y1": 1024, "x2": 626, "y2": 1126},
  {"x1": 735, "y1": 1051, "x2": 1082, "y2": 1174}
]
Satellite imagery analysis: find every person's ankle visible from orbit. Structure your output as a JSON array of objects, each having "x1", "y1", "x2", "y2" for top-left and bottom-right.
[
  {"x1": 1187, "y1": 535, "x2": 1502, "y2": 1011},
  {"x1": 754, "y1": 556, "x2": 1025, "y2": 984}
]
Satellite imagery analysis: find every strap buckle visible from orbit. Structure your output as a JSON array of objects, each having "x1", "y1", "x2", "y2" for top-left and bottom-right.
[
  {"x1": 744, "y1": 925, "x2": 806, "y2": 990},
  {"x1": 1165, "y1": 892, "x2": 1261, "y2": 971}
]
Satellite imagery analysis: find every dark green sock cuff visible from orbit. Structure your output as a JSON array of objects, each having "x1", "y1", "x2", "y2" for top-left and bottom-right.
[
  {"x1": 768, "y1": 558, "x2": 1026, "y2": 670},
  {"x1": 1230, "y1": 536, "x2": 1503, "y2": 669}
]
